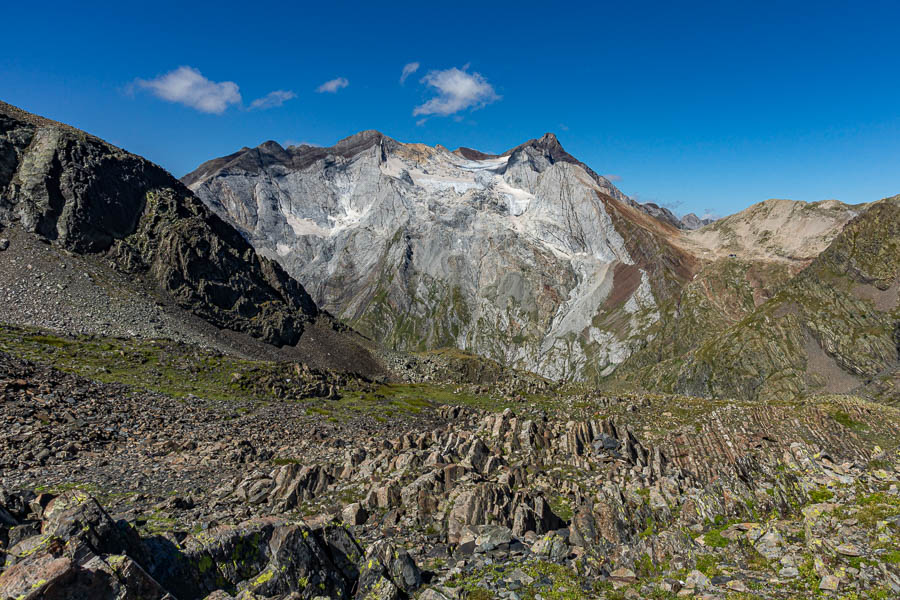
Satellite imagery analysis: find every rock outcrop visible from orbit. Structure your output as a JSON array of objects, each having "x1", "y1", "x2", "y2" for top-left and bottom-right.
[
  {"x1": 0, "y1": 101, "x2": 318, "y2": 348},
  {"x1": 2, "y1": 334, "x2": 899, "y2": 599},
  {"x1": 0, "y1": 490, "x2": 419, "y2": 600}
]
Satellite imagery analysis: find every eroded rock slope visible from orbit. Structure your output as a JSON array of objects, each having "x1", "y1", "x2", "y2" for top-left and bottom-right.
[
  {"x1": 185, "y1": 133, "x2": 694, "y2": 380},
  {"x1": 625, "y1": 196, "x2": 900, "y2": 404},
  {"x1": 0, "y1": 101, "x2": 382, "y2": 375}
]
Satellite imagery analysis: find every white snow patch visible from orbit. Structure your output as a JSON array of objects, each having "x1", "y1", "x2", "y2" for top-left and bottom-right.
[
  {"x1": 494, "y1": 178, "x2": 534, "y2": 216},
  {"x1": 327, "y1": 205, "x2": 367, "y2": 232},
  {"x1": 414, "y1": 177, "x2": 481, "y2": 194},
  {"x1": 284, "y1": 213, "x2": 330, "y2": 236}
]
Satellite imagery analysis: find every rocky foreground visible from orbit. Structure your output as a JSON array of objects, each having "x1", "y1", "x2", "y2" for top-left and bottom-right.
[{"x1": 1, "y1": 349, "x2": 899, "y2": 599}]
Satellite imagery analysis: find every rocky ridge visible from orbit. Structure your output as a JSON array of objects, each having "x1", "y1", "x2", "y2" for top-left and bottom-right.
[
  {"x1": 625, "y1": 196, "x2": 900, "y2": 404},
  {"x1": 683, "y1": 199, "x2": 864, "y2": 265},
  {"x1": 184, "y1": 132, "x2": 695, "y2": 381},
  {"x1": 0, "y1": 101, "x2": 385, "y2": 376},
  {"x1": 183, "y1": 133, "x2": 863, "y2": 387}
]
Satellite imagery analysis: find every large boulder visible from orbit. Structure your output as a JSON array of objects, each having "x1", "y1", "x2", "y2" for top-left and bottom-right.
[
  {"x1": 355, "y1": 540, "x2": 421, "y2": 600},
  {"x1": 0, "y1": 491, "x2": 414, "y2": 600}
]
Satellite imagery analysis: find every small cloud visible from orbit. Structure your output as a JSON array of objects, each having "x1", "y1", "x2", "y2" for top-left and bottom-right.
[
  {"x1": 316, "y1": 77, "x2": 349, "y2": 93},
  {"x1": 701, "y1": 209, "x2": 720, "y2": 220},
  {"x1": 413, "y1": 66, "x2": 500, "y2": 117},
  {"x1": 416, "y1": 118, "x2": 428, "y2": 127},
  {"x1": 400, "y1": 62, "x2": 420, "y2": 84},
  {"x1": 134, "y1": 66, "x2": 241, "y2": 114},
  {"x1": 661, "y1": 200, "x2": 685, "y2": 212},
  {"x1": 249, "y1": 90, "x2": 296, "y2": 110},
  {"x1": 603, "y1": 174, "x2": 622, "y2": 183},
  {"x1": 559, "y1": 123, "x2": 570, "y2": 131}
]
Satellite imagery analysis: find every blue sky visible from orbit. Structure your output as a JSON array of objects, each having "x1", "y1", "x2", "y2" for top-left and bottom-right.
[{"x1": 2, "y1": 1, "x2": 899, "y2": 217}]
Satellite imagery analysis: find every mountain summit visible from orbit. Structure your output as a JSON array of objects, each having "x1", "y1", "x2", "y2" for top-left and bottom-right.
[{"x1": 184, "y1": 131, "x2": 696, "y2": 379}]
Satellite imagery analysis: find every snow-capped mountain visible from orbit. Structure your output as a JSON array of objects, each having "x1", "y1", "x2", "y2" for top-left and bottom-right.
[{"x1": 182, "y1": 131, "x2": 694, "y2": 379}]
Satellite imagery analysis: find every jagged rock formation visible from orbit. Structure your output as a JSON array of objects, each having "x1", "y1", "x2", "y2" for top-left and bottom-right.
[
  {"x1": 2, "y1": 332, "x2": 899, "y2": 598},
  {"x1": 0, "y1": 490, "x2": 419, "y2": 599},
  {"x1": 626, "y1": 196, "x2": 900, "y2": 403},
  {"x1": 0, "y1": 100, "x2": 320, "y2": 348},
  {"x1": 0, "y1": 101, "x2": 387, "y2": 375},
  {"x1": 207, "y1": 396, "x2": 900, "y2": 598},
  {"x1": 184, "y1": 132, "x2": 694, "y2": 380}
]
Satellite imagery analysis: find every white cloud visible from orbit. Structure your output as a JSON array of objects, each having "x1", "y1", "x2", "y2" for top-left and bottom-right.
[
  {"x1": 249, "y1": 90, "x2": 296, "y2": 110},
  {"x1": 400, "y1": 62, "x2": 419, "y2": 84},
  {"x1": 413, "y1": 66, "x2": 500, "y2": 117},
  {"x1": 661, "y1": 199, "x2": 685, "y2": 211},
  {"x1": 135, "y1": 66, "x2": 241, "y2": 114},
  {"x1": 316, "y1": 77, "x2": 349, "y2": 93}
]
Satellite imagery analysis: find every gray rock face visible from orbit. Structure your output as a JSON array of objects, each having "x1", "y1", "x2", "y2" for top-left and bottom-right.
[
  {"x1": 186, "y1": 132, "x2": 686, "y2": 379},
  {"x1": 679, "y1": 212, "x2": 716, "y2": 230}
]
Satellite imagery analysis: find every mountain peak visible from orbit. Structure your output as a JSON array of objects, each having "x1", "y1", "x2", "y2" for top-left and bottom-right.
[
  {"x1": 258, "y1": 140, "x2": 285, "y2": 152},
  {"x1": 0, "y1": 100, "x2": 323, "y2": 348},
  {"x1": 538, "y1": 132, "x2": 560, "y2": 145},
  {"x1": 331, "y1": 129, "x2": 394, "y2": 159},
  {"x1": 334, "y1": 129, "x2": 385, "y2": 144},
  {"x1": 504, "y1": 132, "x2": 566, "y2": 157}
]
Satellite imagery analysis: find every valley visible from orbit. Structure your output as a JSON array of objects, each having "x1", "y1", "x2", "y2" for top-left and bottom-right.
[{"x1": 0, "y1": 100, "x2": 898, "y2": 600}]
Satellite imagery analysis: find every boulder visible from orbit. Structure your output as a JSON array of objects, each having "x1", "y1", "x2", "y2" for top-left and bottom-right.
[{"x1": 0, "y1": 492, "x2": 412, "y2": 600}]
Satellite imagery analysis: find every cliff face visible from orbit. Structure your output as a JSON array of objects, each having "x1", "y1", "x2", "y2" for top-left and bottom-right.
[
  {"x1": 0, "y1": 101, "x2": 318, "y2": 348},
  {"x1": 185, "y1": 132, "x2": 694, "y2": 380}
]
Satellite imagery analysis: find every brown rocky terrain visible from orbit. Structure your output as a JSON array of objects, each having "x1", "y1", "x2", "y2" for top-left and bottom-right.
[
  {"x1": 2, "y1": 339, "x2": 899, "y2": 599},
  {"x1": 622, "y1": 196, "x2": 900, "y2": 405},
  {"x1": 681, "y1": 199, "x2": 864, "y2": 266}
]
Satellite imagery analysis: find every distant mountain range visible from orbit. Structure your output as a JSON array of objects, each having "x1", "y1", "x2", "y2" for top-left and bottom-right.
[{"x1": 183, "y1": 131, "x2": 889, "y2": 393}]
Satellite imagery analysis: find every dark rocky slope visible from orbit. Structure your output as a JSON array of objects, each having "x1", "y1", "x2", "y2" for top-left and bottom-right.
[{"x1": 0, "y1": 100, "x2": 383, "y2": 376}]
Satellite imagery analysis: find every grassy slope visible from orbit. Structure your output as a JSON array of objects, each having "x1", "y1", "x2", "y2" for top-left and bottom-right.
[{"x1": 618, "y1": 196, "x2": 900, "y2": 404}]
